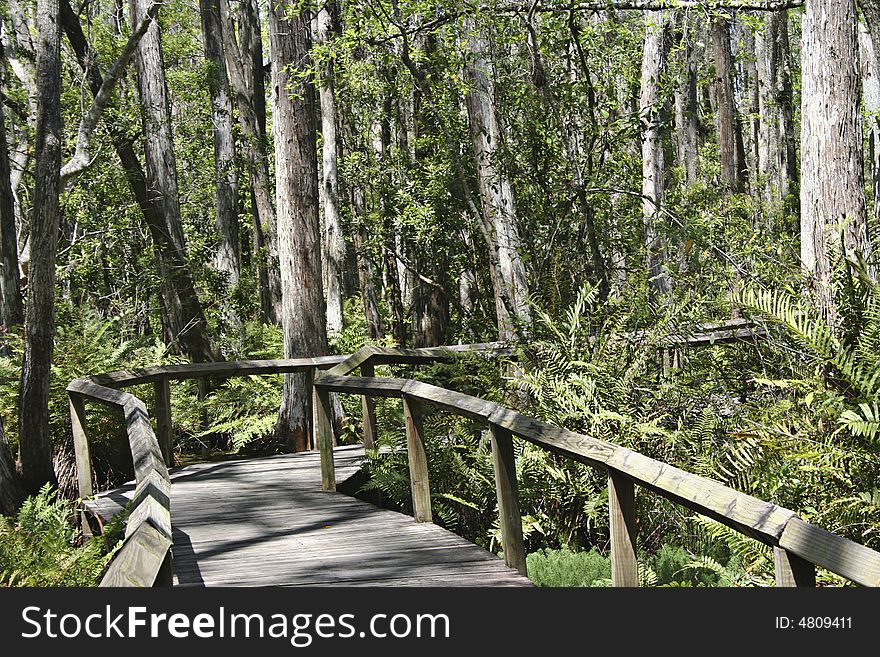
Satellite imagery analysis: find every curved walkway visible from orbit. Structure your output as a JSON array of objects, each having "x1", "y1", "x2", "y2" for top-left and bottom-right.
[{"x1": 89, "y1": 445, "x2": 531, "y2": 587}]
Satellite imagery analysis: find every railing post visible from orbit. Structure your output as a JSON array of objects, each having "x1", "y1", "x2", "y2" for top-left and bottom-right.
[
  {"x1": 402, "y1": 394, "x2": 432, "y2": 523},
  {"x1": 774, "y1": 547, "x2": 816, "y2": 587},
  {"x1": 609, "y1": 472, "x2": 639, "y2": 587},
  {"x1": 153, "y1": 378, "x2": 173, "y2": 467},
  {"x1": 360, "y1": 361, "x2": 377, "y2": 449},
  {"x1": 69, "y1": 393, "x2": 94, "y2": 535},
  {"x1": 313, "y1": 382, "x2": 336, "y2": 492},
  {"x1": 489, "y1": 424, "x2": 527, "y2": 576}
]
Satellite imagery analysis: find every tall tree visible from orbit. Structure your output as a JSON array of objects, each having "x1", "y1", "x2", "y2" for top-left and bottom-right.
[
  {"x1": 640, "y1": 11, "x2": 672, "y2": 301},
  {"x1": 860, "y1": 20, "x2": 880, "y2": 226},
  {"x1": 130, "y1": 0, "x2": 216, "y2": 362},
  {"x1": 0, "y1": 43, "x2": 23, "y2": 327},
  {"x1": 464, "y1": 22, "x2": 531, "y2": 341},
  {"x1": 200, "y1": 0, "x2": 240, "y2": 289},
  {"x1": 315, "y1": 3, "x2": 346, "y2": 337},
  {"x1": 711, "y1": 15, "x2": 748, "y2": 193},
  {"x1": 673, "y1": 14, "x2": 701, "y2": 185},
  {"x1": 18, "y1": 0, "x2": 61, "y2": 493},
  {"x1": 220, "y1": 0, "x2": 281, "y2": 323},
  {"x1": 801, "y1": 0, "x2": 871, "y2": 317},
  {"x1": 269, "y1": 1, "x2": 327, "y2": 452}
]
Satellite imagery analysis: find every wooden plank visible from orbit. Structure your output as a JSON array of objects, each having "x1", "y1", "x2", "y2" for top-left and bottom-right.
[
  {"x1": 67, "y1": 378, "x2": 134, "y2": 407},
  {"x1": 779, "y1": 516, "x2": 880, "y2": 587},
  {"x1": 489, "y1": 423, "x2": 526, "y2": 576},
  {"x1": 360, "y1": 361, "x2": 377, "y2": 449},
  {"x1": 403, "y1": 395, "x2": 432, "y2": 523},
  {"x1": 327, "y1": 347, "x2": 377, "y2": 376},
  {"x1": 314, "y1": 373, "x2": 407, "y2": 397},
  {"x1": 69, "y1": 394, "x2": 93, "y2": 499},
  {"x1": 774, "y1": 547, "x2": 816, "y2": 587},
  {"x1": 606, "y1": 447, "x2": 795, "y2": 545},
  {"x1": 153, "y1": 378, "x2": 172, "y2": 467},
  {"x1": 123, "y1": 398, "x2": 168, "y2": 483},
  {"x1": 404, "y1": 380, "x2": 502, "y2": 422},
  {"x1": 100, "y1": 521, "x2": 172, "y2": 587},
  {"x1": 489, "y1": 407, "x2": 615, "y2": 468},
  {"x1": 313, "y1": 385, "x2": 336, "y2": 491},
  {"x1": 609, "y1": 473, "x2": 639, "y2": 587}
]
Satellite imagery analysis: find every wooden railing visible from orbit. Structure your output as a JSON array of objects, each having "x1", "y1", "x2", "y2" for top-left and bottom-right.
[{"x1": 69, "y1": 328, "x2": 880, "y2": 587}]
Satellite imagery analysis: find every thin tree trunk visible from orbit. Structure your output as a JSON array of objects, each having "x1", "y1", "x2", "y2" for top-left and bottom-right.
[
  {"x1": 641, "y1": 11, "x2": 672, "y2": 301},
  {"x1": 316, "y1": 4, "x2": 345, "y2": 337},
  {"x1": 464, "y1": 23, "x2": 531, "y2": 341},
  {"x1": 674, "y1": 16, "x2": 700, "y2": 185},
  {"x1": 0, "y1": 418, "x2": 24, "y2": 515},
  {"x1": 860, "y1": 22, "x2": 880, "y2": 226},
  {"x1": 200, "y1": 0, "x2": 240, "y2": 288},
  {"x1": 712, "y1": 16, "x2": 748, "y2": 193},
  {"x1": 352, "y1": 189, "x2": 384, "y2": 340},
  {"x1": 130, "y1": 0, "x2": 217, "y2": 362},
  {"x1": 801, "y1": 0, "x2": 871, "y2": 318},
  {"x1": 269, "y1": 3, "x2": 327, "y2": 452},
  {"x1": 18, "y1": 0, "x2": 61, "y2": 493},
  {"x1": 221, "y1": 0, "x2": 281, "y2": 323},
  {"x1": 0, "y1": 42, "x2": 23, "y2": 327}
]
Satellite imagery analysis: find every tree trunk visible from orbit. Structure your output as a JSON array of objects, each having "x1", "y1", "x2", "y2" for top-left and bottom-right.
[
  {"x1": 130, "y1": 0, "x2": 217, "y2": 362},
  {"x1": 641, "y1": 11, "x2": 672, "y2": 301},
  {"x1": 0, "y1": 417, "x2": 24, "y2": 515},
  {"x1": 269, "y1": 3, "x2": 327, "y2": 452},
  {"x1": 801, "y1": 0, "x2": 871, "y2": 318},
  {"x1": 221, "y1": 0, "x2": 281, "y2": 323},
  {"x1": 316, "y1": 4, "x2": 345, "y2": 337},
  {"x1": 18, "y1": 0, "x2": 61, "y2": 493},
  {"x1": 200, "y1": 0, "x2": 240, "y2": 289},
  {"x1": 712, "y1": 16, "x2": 748, "y2": 193},
  {"x1": 673, "y1": 16, "x2": 700, "y2": 185},
  {"x1": 860, "y1": 21, "x2": 880, "y2": 226},
  {"x1": 464, "y1": 24, "x2": 531, "y2": 342},
  {"x1": 0, "y1": 42, "x2": 23, "y2": 327},
  {"x1": 352, "y1": 189, "x2": 384, "y2": 340}
]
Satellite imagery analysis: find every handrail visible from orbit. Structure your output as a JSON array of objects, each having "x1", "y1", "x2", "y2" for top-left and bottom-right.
[{"x1": 69, "y1": 328, "x2": 879, "y2": 588}]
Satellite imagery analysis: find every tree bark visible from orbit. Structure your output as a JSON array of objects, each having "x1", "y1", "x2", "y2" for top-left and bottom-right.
[
  {"x1": 316, "y1": 4, "x2": 346, "y2": 337},
  {"x1": 200, "y1": 0, "x2": 240, "y2": 289},
  {"x1": 641, "y1": 11, "x2": 672, "y2": 301},
  {"x1": 352, "y1": 189, "x2": 384, "y2": 340},
  {"x1": 464, "y1": 23, "x2": 531, "y2": 341},
  {"x1": 712, "y1": 16, "x2": 748, "y2": 193},
  {"x1": 673, "y1": 15, "x2": 700, "y2": 185},
  {"x1": 801, "y1": 0, "x2": 871, "y2": 318},
  {"x1": 220, "y1": 0, "x2": 281, "y2": 322},
  {"x1": 18, "y1": 0, "x2": 61, "y2": 493},
  {"x1": 0, "y1": 42, "x2": 23, "y2": 327},
  {"x1": 129, "y1": 0, "x2": 217, "y2": 362},
  {"x1": 0, "y1": 417, "x2": 24, "y2": 515},
  {"x1": 860, "y1": 21, "x2": 880, "y2": 226},
  {"x1": 269, "y1": 3, "x2": 327, "y2": 452}
]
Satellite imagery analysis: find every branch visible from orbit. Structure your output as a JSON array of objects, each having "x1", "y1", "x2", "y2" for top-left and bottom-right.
[
  {"x1": 60, "y1": 1, "x2": 160, "y2": 188},
  {"x1": 368, "y1": 0, "x2": 803, "y2": 44}
]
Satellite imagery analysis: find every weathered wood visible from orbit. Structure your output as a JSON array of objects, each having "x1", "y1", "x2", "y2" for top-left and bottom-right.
[
  {"x1": 405, "y1": 379, "x2": 502, "y2": 422},
  {"x1": 609, "y1": 473, "x2": 639, "y2": 587},
  {"x1": 489, "y1": 423, "x2": 526, "y2": 576},
  {"x1": 779, "y1": 516, "x2": 880, "y2": 587},
  {"x1": 123, "y1": 398, "x2": 168, "y2": 483},
  {"x1": 69, "y1": 393, "x2": 93, "y2": 499},
  {"x1": 489, "y1": 407, "x2": 615, "y2": 468},
  {"x1": 153, "y1": 378, "x2": 172, "y2": 467},
  {"x1": 313, "y1": 385, "x2": 336, "y2": 491},
  {"x1": 403, "y1": 395, "x2": 432, "y2": 523},
  {"x1": 606, "y1": 447, "x2": 795, "y2": 545},
  {"x1": 67, "y1": 378, "x2": 134, "y2": 407},
  {"x1": 314, "y1": 373, "x2": 408, "y2": 397},
  {"x1": 100, "y1": 521, "x2": 172, "y2": 587},
  {"x1": 360, "y1": 360, "x2": 377, "y2": 449},
  {"x1": 774, "y1": 546, "x2": 817, "y2": 587}
]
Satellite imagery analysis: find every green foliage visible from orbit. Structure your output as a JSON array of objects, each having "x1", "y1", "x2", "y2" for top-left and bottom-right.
[
  {"x1": 0, "y1": 485, "x2": 115, "y2": 587},
  {"x1": 526, "y1": 548, "x2": 611, "y2": 587}
]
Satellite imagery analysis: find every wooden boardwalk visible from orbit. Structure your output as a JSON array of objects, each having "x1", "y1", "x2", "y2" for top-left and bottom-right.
[{"x1": 90, "y1": 445, "x2": 532, "y2": 587}]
